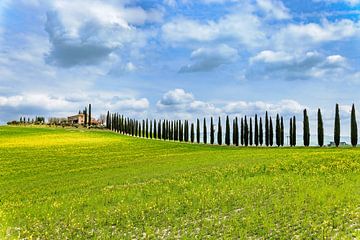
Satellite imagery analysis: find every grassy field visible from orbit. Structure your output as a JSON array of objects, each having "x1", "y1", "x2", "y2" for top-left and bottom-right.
[{"x1": 0, "y1": 126, "x2": 359, "y2": 239}]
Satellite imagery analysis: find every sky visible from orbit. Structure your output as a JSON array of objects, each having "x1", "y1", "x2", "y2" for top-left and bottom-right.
[{"x1": 1, "y1": 0, "x2": 360, "y2": 139}]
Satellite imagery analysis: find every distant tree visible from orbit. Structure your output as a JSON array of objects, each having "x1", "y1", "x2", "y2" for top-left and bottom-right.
[
  {"x1": 280, "y1": 117, "x2": 284, "y2": 146},
  {"x1": 317, "y1": 109, "x2": 324, "y2": 147},
  {"x1": 351, "y1": 104, "x2": 358, "y2": 147},
  {"x1": 184, "y1": 120, "x2": 189, "y2": 142},
  {"x1": 303, "y1": 110, "x2": 310, "y2": 147},
  {"x1": 210, "y1": 117, "x2": 214, "y2": 144},
  {"x1": 150, "y1": 120, "x2": 153, "y2": 139},
  {"x1": 179, "y1": 121, "x2": 183, "y2": 142},
  {"x1": 83, "y1": 107, "x2": 88, "y2": 127},
  {"x1": 289, "y1": 118, "x2": 293, "y2": 147},
  {"x1": 235, "y1": 117, "x2": 239, "y2": 146},
  {"x1": 276, "y1": 114, "x2": 281, "y2": 147},
  {"x1": 154, "y1": 120, "x2": 157, "y2": 139},
  {"x1": 255, "y1": 115, "x2": 259, "y2": 146},
  {"x1": 106, "y1": 111, "x2": 110, "y2": 129},
  {"x1": 259, "y1": 117, "x2": 263, "y2": 146},
  {"x1": 218, "y1": 117, "x2": 222, "y2": 145},
  {"x1": 162, "y1": 120, "x2": 166, "y2": 140},
  {"x1": 88, "y1": 104, "x2": 92, "y2": 126},
  {"x1": 191, "y1": 122, "x2": 195, "y2": 143},
  {"x1": 241, "y1": 118, "x2": 244, "y2": 146},
  {"x1": 265, "y1": 112, "x2": 269, "y2": 146},
  {"x1": 249, "y1": 118, "x2": 253, "y2": 146},
  {"x1": 233, "y1": 118, "x2": 238, "y2": 146},
  {"x1": 293, "y1": 116, "x2": 297, "y2": 146},
  {"x1": 334, "y1": 104, "x2": 341, "y2": 147},
  {"x1": 244, "y1": 116, "x2": 249, "y2": 147},
  {"x1": 203, "y1": 118, "x2": 207, "y2": 144},
  {"x1": 197, "y1": 119, "x2": 200, "y2": 144},
  {"x1": 145, "y1": 119, "x2": 149, "y2": 138},
  {"x1": 170, "y1": 121, "x2": 174, "y2": 140},
  {"x1": 225, "y1": 116, "x2": 230, "y2": 146},
  {"x1": 158, "y1": 120, "x2": 161, "y2": 140},
  {"x1": 269, "y1": 117, "x2": 274, "y2": 146}
]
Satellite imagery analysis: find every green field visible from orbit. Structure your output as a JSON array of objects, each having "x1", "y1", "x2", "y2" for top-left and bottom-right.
[{"x1": 0, "y1": 126, "x2": 359, "y2": 239}]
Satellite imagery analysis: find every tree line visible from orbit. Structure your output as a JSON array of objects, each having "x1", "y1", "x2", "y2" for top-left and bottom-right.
[{"x1": 105, "y1": 104, "x2": 358, "y2": 147}]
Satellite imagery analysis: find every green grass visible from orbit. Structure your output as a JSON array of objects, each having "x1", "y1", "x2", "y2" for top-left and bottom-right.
[{"x1": 0, "y1": 126, "x2": 359, "y2": 239}]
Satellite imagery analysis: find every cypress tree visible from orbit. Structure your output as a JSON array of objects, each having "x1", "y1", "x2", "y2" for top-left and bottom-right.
[
  {"x1": 249, "y1": 118, "x2": 253, "y2": 146},
  {"x1": 174, "y1": 121, "x2": 178, "y2": 141},
  {"x1": 269, "y1": 117, "x2": 274, "y2": 146},
  {"x1": 191, "y1": 123, "x2": 195, "y2": 143},
  {"x1": 162, "y1": 120, "x2": 166, "y2": 140},
  {"x1": 84, "y1": 107, "x2": 88, "y2": 127},
  {"x1": 235, "y1": 117, "x2": 239, "y2": 146},
  {"x1": 197, "y1": 119, "x2": 200, "y2": 144},
  {"x1": 265, "y1": 111, "x2": 269, "y2": 146},
  {"x1": 170, "y1": 121, "x2": 174, "y2": 140},
  {"x1": 203, "y1": 118, "x2": 207, "y2": 144},
  {"x1": 241, "y1": 118, "x2": 244, "y2": 146},
  {"x1": 334, "y1": 104, "x2": 340, "y2": 147},
  {"x1": 135, "y1": 120, "x2": 138, "y2": 136},
  {"x1": 233, "y1": 119, "x2": 237, "y2": 146},
  {"x1": 88, "y1": 104, "x2": 92, "y2": 126},
  {"x1": 158, "y1": 120, "x2": 161, "y2": 139},
  {"x1": 225, "y1": 116, "x2": 230, "y2": 146},
  {"x1": 351, "y1": 104, "x2": 358, "y2": 147},
  {"x1": 290, "y1": 118, "x2": 293, "y2": 146},
  {"x1": 150, "y1": 120, "x2": 153, "y2": 139},
  {"x1": 293, "y1": 116, "x2": 297, "y2": 146},
  {"x1": 317, "y1": 109, "x2": 324, "y2": 147},
  {"x1": 276, "y1": 114, "x2": 281, "y2": 147},
  {"x1": 280, "y1": 117, "x2": 284, "y2": 146},
  {"x1": 146, "y1": 119, "x2": 149, "y2": 138},
  {"x1": 259, "y1": 117, "x2": 263, "y2": 146},
  {"x1": 154, "y1": 120, "x2": 157, "y2": 139},
  {"x1": 184, "y1": 120, "x2": 188, "y2": 142},
  {"x1": 244, "y1": 116, "x2": 249, "y2": 147},
  {"x1": 255, "y1": 115, "x2": 259, "y2": 146},
  {"x1": 106, "y1": 111, "x2": 110, "y2": 129},
  {"x1": 210, "y1": 117, "x2": 214, "y2": 144},
  {"x1": 179, "y1": 121, "x2": 183, "y2": 142},
  {"x1": 303, "y1": 109, "x2": 310, "y2": 147},
  {"x1": 218, "y1": 117, "x2": 222, "y2": 145}
]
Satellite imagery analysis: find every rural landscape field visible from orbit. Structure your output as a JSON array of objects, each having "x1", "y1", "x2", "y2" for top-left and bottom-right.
[{"x1": 1, "y1": 126, "x2": 359, "y2": 239}]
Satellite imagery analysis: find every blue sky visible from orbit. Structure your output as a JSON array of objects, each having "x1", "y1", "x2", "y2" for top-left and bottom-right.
[{"x1": 1, "y1": 0, "x2": 360, "y2": 137}]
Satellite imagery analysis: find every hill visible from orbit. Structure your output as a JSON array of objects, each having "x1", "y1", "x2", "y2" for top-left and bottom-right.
[{"x1": 0, "y1": 126, "x2": 359, "y2": 238}]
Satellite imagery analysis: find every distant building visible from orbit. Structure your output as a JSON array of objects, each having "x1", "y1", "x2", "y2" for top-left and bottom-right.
[
  {"x1": 327, "y1": 141, "x2": 348, "y2": 147},
  {"x1": 68, "y1": 114, "x2": 85, "y2": 125}
]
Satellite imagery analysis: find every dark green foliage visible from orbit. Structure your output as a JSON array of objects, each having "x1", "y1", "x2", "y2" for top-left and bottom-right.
[
  {"x1": 185, "y1": 120, "x2": 189, "y2": 142},
  {"x1": 225, "y1": 116, "x2": 230, "y2": 146},
  {"x1": 259, "y1": 117, "x2": 263, "y2": 146},
  {"x1": 269, "y1": 117, "x2": 274, "y2": 146},
  {"x1": 241, "y1": 118, "x2": 244, "y2": 146},
  {"x1": 88, "y1": 104, "x2": 91, "y2": 126},
  {"x1": 210, "y1": 117, "x2": 214, "y2": 144},
  {"x1": 150, "y1": 120, "x2": 153, "y2": 139},
  {"x1": 244, "y1": 116, "x2": 249, "y2": 147},
  {"x1": 351, "y1": 104, "x2": 358, "y2": 147},
  {"x1": 218, "y1": 117, "x2": 222, "y2": 145},
  {"x1": 334, "y1": 104, "x2": 340, "y2": 147},
  {"x1": 254, "y1": 115, "x2": 259, "y2": 146},
  {"x1": 280, "y1": 117, "x2": 284, "y2": 146},
  {"x1": 179, "y1": 121, "x2": 183, "y2": 142},
  {"x1": 317, "y1": 109, "x2": 324, "y2": 147},
  {"x1": 191, "y1": 123, "x2": 194, "y2": 143},
  {"x1": 293, "y1": 116, "x2": 296, "y2": 146},
  {"x1": 146, "y1": 119, "x2": 149, "y2": 138},
  {"x1": 154, "y1": 120, "x2": 157, "y2": 139},
  {"x1": 197, "y1": 119, "x2": 200, "y2": 144},
  {"x1": 303, "y1": 110, "x2": 310, "y2": 147},
  {"x1": 276, "y1": 114, "x2": 281, "y2": 147},
  {"x1": 203, "y1": 118, "x2": 207, "y2": 144},
  {"x1": 158, "y1": 120, "x2": 161, "y2": 140},
  {"x1": 249, "y1": 118, "x2": 253, "y2": 146},
  {"x1": 106, "y1": 111, "x2": 110, "y2": 129},
  {"x1": 84, "y1": 107, "x2": 88, "y2": 127},
  {"x1": 162, "y1": 120, "x2": 166, "y2": 140},
  {"x1": 174, "y1": 121, "x2": 178, "y2": 141},
  {"x1": 233, "y1": 118, "x2": 238, "y2": 146},
  {"x1": 290, "y1": 118, "x2": 293, "y2": 147}
]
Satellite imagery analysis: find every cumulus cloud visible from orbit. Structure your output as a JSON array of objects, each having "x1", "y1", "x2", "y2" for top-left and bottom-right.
[
  {"x1": 44, "y1": 0, "x2": 161, "y2": 68},
  {"x1": 179, "y1": 44, "x2": 238, "y2": 72},
  {"x1": 256, "y1": 0, "x2": 291, "y2": 20},
  {"x1": 248, "y1": 51, "x2": 349, "y2": 81}
]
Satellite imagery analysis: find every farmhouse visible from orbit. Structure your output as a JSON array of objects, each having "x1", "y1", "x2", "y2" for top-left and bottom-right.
[{"x1": 67, "y1": 114, "x2": 85, "y2": 125}]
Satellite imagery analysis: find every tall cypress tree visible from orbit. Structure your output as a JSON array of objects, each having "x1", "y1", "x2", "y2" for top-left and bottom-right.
[
  {"x1": 276, "y1": 114, "x2": 281, "y2": 147},
  {"x1": 196, "y1": 119, "x2": 200, "y2": 144},
  {"x1": 280, "y1": 117, "x2": 284, "y2": 146},
  {"x1": 269, "y1": 117, "x2": 274, "y2": 146},
  {"x1": 158, "y1": 120, "x2": 161, "y2": 140},
  {"x1": 218, "y1": 117, "x2": 222, "y2": 145},
  {"x1": 88, "y1": 104, "x2": 92, "y2": 126},
  {"x1": 289, "y1": 118, "x2": 293, "y2": 146},
  {"x1": 146, "y1": 119, "x2": 149, "y2": 138},
  {"x1": 150, "y1": 120, "x2": 153, "y2": 139},
  {"x1": 241, "y1": 118, "x2": 244, "y2": 146},
  {"x1": 255, "y1": 115, "x2": 259, "y2": 146},
  {"x1": 351, "y1": 104, "x2": 358, "y2": 147},
  {"x1": 153, "y1": 120, "x2": 157, "y2": 139},
  {"x1": 203, "y1": 118, "x2": 207, "y2": 144},
  {"x1": 235, "y1": 117, "x2": 239, "y2": 146},
  {"x1": 84, "y1": 107, "x2": 88, "y2": 127},
  {"x1": 317, "y1": 109, "x2": 324, "y2": 147},
  {"x1": 334, "y1": 104, "x2": 340, "y2": 147},
  {"x1": 106, "y1": 111, "x2": 110, "y2": 129},
  {"x1": 244, "y1": 116, "x2": 249, "y2": 147},
  {"x1": 233, "y1": 118, "x2": 238, "y2": 146},
  {"x1": 179, "y1": 121, "x2": 183, "y2": 142},
  {"x1": 210, "y1": 117, "x2": 214, "y2": 144},
  {"x1": 184, "y1": 120, "x2": 189, "y2": 142},
  {"x1": 293, "y1": 116, "x2": 297, "y2": 146},
  {"x1": 259, "y1": 117, "x2": 263, "y2": 146},
  {"x1": 225, "y1": 116, "x2": 230, "y2": 146},
  {"x1": 249, "y1": 118, "x2": 253, "y2": 146},
  {"x1": 265, "y1": 112, "x2": 269, "y2": 146},
  {"x1": 191, "y1": 123, "x2": 195, "y2": 143},
  {"x1": 303, "y1": 110, "x2": 310, "y2": 147}
]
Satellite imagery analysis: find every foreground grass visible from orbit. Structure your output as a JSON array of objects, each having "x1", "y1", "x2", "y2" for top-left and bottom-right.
[{"x1": 0, "y1": 126, "x2": 359, "y2": 239}]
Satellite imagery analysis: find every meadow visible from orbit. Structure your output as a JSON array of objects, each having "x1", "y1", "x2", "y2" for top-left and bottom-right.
[{"x1": 0, "y1": 126, "x2": 359, "y2": 239}]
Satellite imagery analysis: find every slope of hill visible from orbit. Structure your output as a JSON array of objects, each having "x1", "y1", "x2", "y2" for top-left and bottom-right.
[{"x1": 0, "y1": 126, "x2": 359, "y2": 239}]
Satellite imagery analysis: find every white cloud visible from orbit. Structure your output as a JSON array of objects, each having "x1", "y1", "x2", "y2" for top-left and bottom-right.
[
  {"x1": 179, "y1": 44, "x2": 238, "y2": 72},
  {"x1": 315, "y1": 0, "x2": 360, "y2": 6},
  {"x1": 256, "y1": 0, "x2": 291, "y2": 20}
]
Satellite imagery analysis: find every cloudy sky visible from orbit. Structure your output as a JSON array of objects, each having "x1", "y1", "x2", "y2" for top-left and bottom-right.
[{"x1": 1, "y1": 0, "x2": 360, "y2": 137}]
